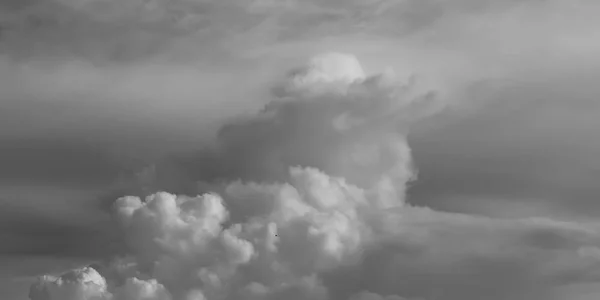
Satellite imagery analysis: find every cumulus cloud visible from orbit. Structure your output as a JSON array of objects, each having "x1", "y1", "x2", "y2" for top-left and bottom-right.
[
  {"x1": 29, "y1": 267, "x2": 171, "y2": 300},
  {"x1": 150, "y1": 52, "x2": 437, "y2": 200},
  {"x1": 29, "y1": 52, "x2": 429, "y2": 300},
  {"x1": 29, "y1": 267, "x2": 110, "y2": 300},
  {"x1": 113, "y1": 278, "x2": 171, "y2": 300},
  {"x1": 31, "y1": 166, "x2": 390, "y2": 300},
  {"x1": 31, "y1": 180, "x2": 600, "y2": 300},
  {"x1": 28, "y1": 53, "x2": 600, "y2": 300},
  {"x1": 107, "y1": 164, "x2": 407, "y2": 299}
]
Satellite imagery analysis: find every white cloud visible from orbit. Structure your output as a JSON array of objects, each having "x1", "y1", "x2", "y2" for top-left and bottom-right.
[
  {"x1": 29, "y1": 267, "x2": 110, "y2": 300},
  {"x1": 285, "y1": 52, "x2": 366, "y2": 93},
  {"x1": 27, "y1": 52, "x2": 600, "y2": 300},
  {"x1": 164, "y1": 51, "x2": 438, "y2": 203},
  {"x1": 29, "y1": 267, "x2": 173, "y2": 300},
  {"x1": 113, "y1": 278, "x2": 171, "y2": 300},
  {"x1": 109, "y1": 166, "x2": 383, "y2": 299},
  {"x1": 28, "y1": 52, "x2": 426, "y2": 300}
]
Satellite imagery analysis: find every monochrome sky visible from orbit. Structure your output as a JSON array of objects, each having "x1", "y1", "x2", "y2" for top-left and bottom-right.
[{"x1": 2, "y1": 0, "x2": 600, "y2": 300}]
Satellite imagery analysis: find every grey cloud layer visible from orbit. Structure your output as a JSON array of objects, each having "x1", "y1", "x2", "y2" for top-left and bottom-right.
[{"x1": 5, "y1": 0, "x2": 595, "y2": 61}]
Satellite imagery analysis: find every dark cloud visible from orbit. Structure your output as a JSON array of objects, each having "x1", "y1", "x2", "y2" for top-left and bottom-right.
[
  {"x1": 0, "y1": 138, "x2": 125, "y2": 186},
  {"x1": 408, "y1": 70, "x2": 600, "y2": 217},
  {"x1": 0, "y1": 0, "x2": 261, "y2": 62},
  {"x1": 0, "y1": 0, "x2": 561, "y2": 62},
  {"x1": 0, "y1": 210, "x2": 118, "y2": 258}
]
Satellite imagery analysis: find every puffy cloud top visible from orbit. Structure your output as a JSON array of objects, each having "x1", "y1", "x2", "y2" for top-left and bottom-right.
[
  {"x1": 288, "y1": 52, "x2": 366, "y2": 92},
  {"x1": 29, "y1": 267, "x2": 109, "y2": 300}
]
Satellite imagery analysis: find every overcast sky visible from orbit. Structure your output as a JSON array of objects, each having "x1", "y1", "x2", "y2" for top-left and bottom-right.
[{"x1": 2, "y1": 1, "x2": 600, "y2": 300}]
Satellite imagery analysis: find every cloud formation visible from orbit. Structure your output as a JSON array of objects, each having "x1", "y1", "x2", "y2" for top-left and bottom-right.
[
  {"x1": 29, "y1": 52, "x2": 430, "y2": 300},
  {"x1": 144, "y1": 52, "x2": 436, "y2": 198},
  {"x1": 28, "y1": 53, "x2": 600, "y2": 300},
  {"x1": 29, "y1": 267, "x2": 110, "y2": 300},
  {"x1": 0, "y1": 0, "x2": 599, "y2": 299}
]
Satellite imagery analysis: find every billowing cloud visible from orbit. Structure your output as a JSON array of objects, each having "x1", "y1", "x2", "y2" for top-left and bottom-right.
[
  {"x1": 29, "y1": 175, "x2": 600, "y2": 300},
  {"x1": 111, "y1": 169, "x2": 371, "y2": 299},
  {"x1": 29, "y1": 266, "x2": 172, "y2": 300},
  {"x1": 27, "y1": 53, "x2": 600, "y2": 300},
  {"x1": 31, "y1": 164, "x2": 407, "y2": 300},
  {"x1": 148, "y1": 52, "x2": 437, "y2": 200},
  {"x1": 113, "y1": 278, "x2": 171, "y2": 300},
  {"x1": 27, "y1": 52, "x2": 427, "y2": 299},
  {"x1": 29, "y1": 267, "x2": 110, "y2": 300}
]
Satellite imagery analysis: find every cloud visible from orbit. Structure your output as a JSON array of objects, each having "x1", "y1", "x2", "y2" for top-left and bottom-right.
[
  {"x1": 1, "y1": 0, "x2": 599, "y2": 299},
  {"x1": 407, "y1": 66, "x2": 600, "y2": 218},
  {"x1": 29, "y1": 266, "x2": 172, "y2": 300},
  {"x1": 27, "y1": 52, "x2": 428, "y2": 300},
  {"x1": 28, "y1": 179, "x2": 600, "y2": 300},
  {"x1": 323, "y1": 211, "x2": 600, "y2": 300},
  {"x1": 113, "y1": 278, "x2": 171, "y2": 300},
  {"x1": 3, "y1": 0, "x2": 599, "y2": 178},
  {"x1": 27, "y1": 53, "x2": 600, "y2": 300},
  {"x1": 0, "y1": 0, "x2": 243, "y2": 61},
  {"x1": 150, "y1": 52, "x2": 436, "y2": 199},
  {"x1": 31, "y1": 165, "x2": 396, "y2": 300},
  {"x1": 111, "y1": 171, "x2": 366, "y2": 299},
  {"x1": 29, "y1": 267, "x2": 110, "y2": 300}
]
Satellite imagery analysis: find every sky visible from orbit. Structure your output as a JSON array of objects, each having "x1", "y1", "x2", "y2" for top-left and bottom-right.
[{"x1": 2, "y1": 0, "x2": 600, "y2": 299}]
